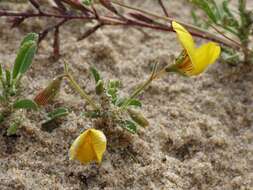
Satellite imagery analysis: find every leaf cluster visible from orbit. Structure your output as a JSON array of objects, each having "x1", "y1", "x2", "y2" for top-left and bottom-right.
[
  {"x1": 0, "y1": 33, "x2": 68, "y2": 135},
  {"x1": 87, "y1": 67, "x2": 149, "y2": 134},
  {"x1": 191, "y1": 0, "x2": 253, "y2": 63},
  {"x1": 0, "y1": 33, "x2": 38, "y2": 135}
]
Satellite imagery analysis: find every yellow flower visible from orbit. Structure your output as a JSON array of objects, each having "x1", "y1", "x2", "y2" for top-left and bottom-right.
[
  {"x1": 69, "y1": 128, "x2": 107, "y2": 164},
  {"x1": 167, "y1": 21, "x2": 221, "y2": 76}
]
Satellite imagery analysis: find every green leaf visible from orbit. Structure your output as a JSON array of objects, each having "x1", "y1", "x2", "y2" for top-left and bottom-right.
[
  {"x1": 0, "y1": 113, "x2": 4, "y2": 123},
  {"x1": 108, "y1": 79, "x2": 121, "y2": 89},
  {"x1": 20, "y1": 33, "x2": 39, "y2": 47},
  {"x1": 0, "y1": 64, "x2": 6, "y2": 89},
  {"x1": 115, "y1": 97, "x2": 127, "y2": 107},
  {"x1": 13, "y1": 99, "x2": 38, "y2": 110},
  {"x1": 95, "y1": 80, "x2": 104, "y2": 95},
  {"x1": 191, "y1": 0, "x2": 218, "y2": 23},
  {"x1": 5, "y1": 69, "x2": 11, "y2": 87},
  {"x1": 82, "y1": 0, "x2": 92, "y2": 6},
  {"x1": 12, "y1": 41, "x2": 37, "y2": 80},
  {"x1": 222, "y1": 0, "x2": 234, "y2": 18},
  {"x1": 127, "y1": 99, "x2": 142, "y2": 107},
  {"x1": 90, "y1": 67, "x2": 101, "y2": 83},
  {"x1": 0, "y1": 95, "x2": 6, "y2": 103},
  {"x1": 48, "y1": 107, "x2": 69, "y2": 119},
  {"x1": 116, "y1": 98, "x2": 142, "y2": 108},
  {"x1": 0, "y1": 63, "x2": 2, "y2": 78},
  {"x1": 19, "y1": 43, "x2": 37, "y2": 76},
  {"x1": 41, "y1": 120, "x2": 59, "y2": 133},
  {"x1": 84, "y1": 110, "x2": 100, "y2": 118},
  {"x1": 120, "y1": 120, "x2": 137, "y2": 134},
  {"x1": 7, "y1": 122, "x2": 19, "y2": 136},
  {"x1": 107, "y1": 79, "x2": 121, "y2": 104},
  {"x1": 42, "y1": 108, "x2": 69, "y2": 133}
]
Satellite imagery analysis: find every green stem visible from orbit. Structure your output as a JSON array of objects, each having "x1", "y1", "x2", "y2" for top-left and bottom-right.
[
  {"x1": 122, "y1": 63, "x2": 160, "y2": 108},
  {"x1": 66, "y1": 74, "x2": 99, "y2": 110},
  {"x1": 128, "y1": 69, "x2": 167, "y2": 101},
  {"x1": 128, "y1": 78, "x2": 153, "y2": 102}
]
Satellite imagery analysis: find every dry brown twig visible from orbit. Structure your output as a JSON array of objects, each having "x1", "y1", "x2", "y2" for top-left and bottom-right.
[{"x1": 0, "y1": 0, "x2": 242, "y2": 57}]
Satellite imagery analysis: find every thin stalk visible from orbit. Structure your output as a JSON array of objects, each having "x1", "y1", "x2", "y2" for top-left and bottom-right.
[
  {"x1": 210, "y1": 24, "x2": 241, "y2": 48},
  {"x1": 122, "y1": 63, "x2": 158, "y2": 108},
  {"x1": 65, "y1": 73, "x2": 99, "y2": 110},
  {"x1": 63, "y1": 62, "x2": 98, "y2": 110},
  {"x1": 127, "y1": 78, "x2": 152, "y2": 103},
  {"x1": 158, "y1": 0, "x2": 169, "y2": 17}
]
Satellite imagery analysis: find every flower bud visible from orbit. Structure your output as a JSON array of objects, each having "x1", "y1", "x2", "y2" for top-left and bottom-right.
[
  {"x1": 69, "y1": 128, "x2": 107, "y2": 164},
  {"x1": 127, "y1": 108, "x2": 149, "y2": 128},
  {"x1": 95, "y1": 80, "x2": 104, "y2": 95},
  {"x1": 34, "y1": 76, "x2": 63, "y2": 106}
]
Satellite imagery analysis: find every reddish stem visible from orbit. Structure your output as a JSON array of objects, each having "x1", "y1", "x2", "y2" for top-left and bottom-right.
[{"x1": 0, "y1": 1, "x2": 242, "y2": 56}]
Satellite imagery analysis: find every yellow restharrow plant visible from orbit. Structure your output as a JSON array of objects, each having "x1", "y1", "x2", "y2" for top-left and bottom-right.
[
  {"x1": 69, "y1": 128, "x2": 107, "y2": 164},
  {"x1": 166, "y1": 21, "x2": 221, "y2": 76},
  {"x1": 67, "y1": 21, "x2": 221, "y2": 166}
]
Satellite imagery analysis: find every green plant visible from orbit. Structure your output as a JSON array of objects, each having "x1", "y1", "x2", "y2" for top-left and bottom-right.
[
  {"x1": 31, "y1": 21, "x2": 220, "y2": 165},
  {"x1": 0, "y1": 33, "x2": 39, "y2": 135},
  {"x1": 33, "y1": 76, "x2": 70, "y2": 132},
  {"x1": 41, "y1": 107, "x2": 69, "y2": 132},
  {"x1": 190, "y1": 0, "x2": 253, "y2": 64},
  {"x1": 64, "y1": 64, "x2": 148, "y2": 134}
]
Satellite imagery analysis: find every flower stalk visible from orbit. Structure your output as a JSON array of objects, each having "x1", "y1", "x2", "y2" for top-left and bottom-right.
[{"x1": 64, "y1": 64, "x2": 99, "y2": 110}]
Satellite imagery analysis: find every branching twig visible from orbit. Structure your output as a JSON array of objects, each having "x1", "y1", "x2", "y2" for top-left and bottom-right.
[
  {"x1": 158, "y1": 0, "x2": 169, "y2": 17},
  {"x1": 0, "y1": 0, "x2": 244, "y2": 57}
]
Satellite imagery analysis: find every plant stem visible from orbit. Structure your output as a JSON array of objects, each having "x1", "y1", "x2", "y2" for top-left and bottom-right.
[
  {"x1": 111, "y1": 0, "x2": 241, "y2": 49},
  {"x1": 158, "y1": 0, "x2": 169, "y2": 17},
  {"x1": 65, "y1": 73, "x2": 99, "y2": 110},
  {"x1": 122, "y1": 63, "x2": 159, "y2": 108},
  {"x1": 0, "y1": 0, "x2": 247, "y2": 56},
  {"x1": 128, "y1": 77, "x2": 153, "y2": 103}
]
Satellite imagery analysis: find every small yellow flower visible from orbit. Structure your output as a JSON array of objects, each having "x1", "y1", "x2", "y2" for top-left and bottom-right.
[
  {"x1": 69, "y1": 128, "x2": 107, "y2": 164},
  {"x1": 167, "y1": 21, "x2": 221, "y2": 76}
]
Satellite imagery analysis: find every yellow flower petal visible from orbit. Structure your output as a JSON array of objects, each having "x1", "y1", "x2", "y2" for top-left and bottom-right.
[
  {"x1": 191, "y1": 42, "x2": 221, "y2": 75},
  {"x1": 171, "y1": 21, "x2": 221, "y2": 76},
  {"x1": 69, "y1": 129, "x2": 107, "y2": 164},
  {"x1": 172, "y1": 21, "x2": 195, "y2": 58},
  {"x1": 90, "y1": 129, "x2": 107, "y2": 163}
]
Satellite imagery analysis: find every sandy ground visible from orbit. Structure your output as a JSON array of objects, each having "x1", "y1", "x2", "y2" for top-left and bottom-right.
[{"x1": 0, "y1": 0, "x2": 253, "y2": 190}]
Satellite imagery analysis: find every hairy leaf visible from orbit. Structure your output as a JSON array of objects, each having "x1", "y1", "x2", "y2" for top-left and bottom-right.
[
  {"x1": 82, "y1": 0, "x2": 93, "y2": 5},
  {"x1": 84, "y1": 110, "x2": 100, "y2": 118},
  {"x1": 191, "y1": 0, "x2": 218, "y2": 23},
  {"x1": 5, "y1": 69, "x2": 11, "y2": 87},
  {"x1": 90, "y1": 67, "x2": 101, "y2": 83},
  {"x1": 95, "y1": 80, "x2": 104, "y2": 95},
  {"x1": 48, "y1": 107, "x2": 69, "y2": 119},
  {"x1": 127, "y1": 99, "x2": 142, "y2": 107},
  {"x1": 42, "y1": 108, "x2": 69, "y2": 132},
  {"x1": 41, "y1": 120, "x2": 59, "y2": 133},
  {"x1": 121, "y1": 120, "x2": 137, "y2": 134},
  {"x1": 7, "y1": 122, "x2": 19, "y2": 136},
  {"x1": 0, "y1": 63, "x2": 2, "y2": 78},
  {"x1": 13, "y1": 41, "x2": 37, "y2": 79},
  {"x1": 115, "y1": 97, "x2": 126, "y2": 107},
  {"x1": 107, "y1": 80, "x2": 121, "y2": 104},
  {"x1": 13, "y1": 99, "x2": 38, "y2": 110}
]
